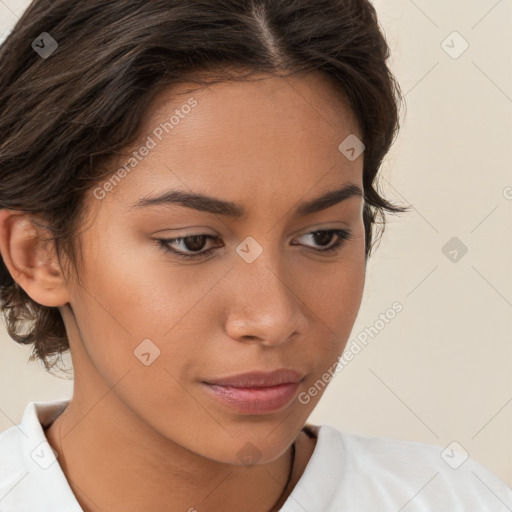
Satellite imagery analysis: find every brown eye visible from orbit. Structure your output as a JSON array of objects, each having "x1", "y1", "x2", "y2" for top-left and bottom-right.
[
  {"x1": 156, "y1": 234, "x2": 220, "y2": 260},
  {"x1": 180, "y1": 235, "x2": 208, "y2": 252},
  {"x1": 292, "y1": 229, "x2": 352, "y2": 254}
]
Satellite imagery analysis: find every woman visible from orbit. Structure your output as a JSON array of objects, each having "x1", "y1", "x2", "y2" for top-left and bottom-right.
[{"x1": 0, "y1": 1, "x2": 511, "y2": 510}]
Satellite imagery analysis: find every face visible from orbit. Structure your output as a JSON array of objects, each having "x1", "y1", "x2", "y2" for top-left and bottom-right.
[{"x1": 62, "y1": 71, "x2": 366, "y2": 464}]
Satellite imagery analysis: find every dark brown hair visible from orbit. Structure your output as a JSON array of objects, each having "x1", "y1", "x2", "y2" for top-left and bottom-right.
[{"x1": 0, "y1": 0, "x2": 409, "y2": 374}]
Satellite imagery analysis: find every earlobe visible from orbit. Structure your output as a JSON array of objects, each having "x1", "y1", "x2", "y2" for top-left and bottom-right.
[{"x1": 0, "y1": 209, "x2": 70, "y2": 307}]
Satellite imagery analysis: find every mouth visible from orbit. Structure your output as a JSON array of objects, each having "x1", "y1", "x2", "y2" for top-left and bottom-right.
[
  {"x1": 201, "y1": 368, "x2": 305, "y2": 415},
  {"x1": 201, "y1": 381, "x2": 303, "y2": 414}
]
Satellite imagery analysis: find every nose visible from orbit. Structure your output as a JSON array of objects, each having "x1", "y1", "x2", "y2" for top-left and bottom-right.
[{"x1": 224, "y1": 254, "x2": 309, "y2": 347}]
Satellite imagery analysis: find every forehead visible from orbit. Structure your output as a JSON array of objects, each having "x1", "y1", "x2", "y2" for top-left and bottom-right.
[
  {"x1": 145, "y1": 70, "x2": 360, "y2": 143},
  {"x1": 93, "y1": 71, "x2": 363, "y2": 217}
]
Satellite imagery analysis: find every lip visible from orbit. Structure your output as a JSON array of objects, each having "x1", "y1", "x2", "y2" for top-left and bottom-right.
[
  {"x1": 203, "y1": 369, "x2": 304, "y2": 388},
  {"x1": 201, "y1": 369, "x2": 305, "y2": 415}
]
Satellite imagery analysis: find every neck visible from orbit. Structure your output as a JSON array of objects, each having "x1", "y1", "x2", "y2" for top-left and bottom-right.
[{"x1": 44, "y1": 390, "x2": 312, "y2": 512}]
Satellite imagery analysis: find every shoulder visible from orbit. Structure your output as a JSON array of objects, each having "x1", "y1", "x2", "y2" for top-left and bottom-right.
[{"x1": 291, "y1": 424, "x2": 512, "y2": 511}]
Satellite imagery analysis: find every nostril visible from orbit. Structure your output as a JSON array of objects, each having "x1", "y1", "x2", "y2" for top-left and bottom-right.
[{"x1": 242, "y1": 335, "x2": 259, "y2": 342}]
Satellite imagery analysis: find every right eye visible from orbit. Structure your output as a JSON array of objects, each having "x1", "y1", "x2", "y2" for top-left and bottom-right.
[{"x1": 155, "y1": 234, "x2": 221, "y2": 260}]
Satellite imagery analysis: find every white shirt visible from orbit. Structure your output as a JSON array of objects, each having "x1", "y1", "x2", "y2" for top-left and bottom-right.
[{"x1": 1, "y1": 400, "x2": 512, "y2": 511}]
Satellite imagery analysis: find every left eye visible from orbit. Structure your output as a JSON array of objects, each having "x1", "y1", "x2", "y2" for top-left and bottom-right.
[
  {"x1": 156, "y1": 228, "x2": 352, "y2": 261},
  {"x1": 293, "y1": 229, "x2": 352, "y2": 253}
]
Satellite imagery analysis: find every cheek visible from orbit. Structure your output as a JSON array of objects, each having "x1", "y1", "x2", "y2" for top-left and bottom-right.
[
  {"x1": 297, "y1": 238, "x2": 366, "y2": 368},
  {"x1": 66, "y1": 253, "x2": 203, "y2": 425},
  {"x1": 310, "y1": 267, "x2": 364, "y2": 351},
  {"x1": 305, "y1": 234, "x2": 366, "y2": 327}
]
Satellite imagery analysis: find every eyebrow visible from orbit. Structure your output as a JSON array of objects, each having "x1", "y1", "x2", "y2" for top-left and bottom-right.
[{"x1": 130, "y1": 182, "x2": 363, "y2": 218}]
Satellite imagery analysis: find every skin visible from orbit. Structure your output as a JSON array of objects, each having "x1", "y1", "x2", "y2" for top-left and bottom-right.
[{"x1": 0, "y1": 71, "x2": 366, "y2": 512}]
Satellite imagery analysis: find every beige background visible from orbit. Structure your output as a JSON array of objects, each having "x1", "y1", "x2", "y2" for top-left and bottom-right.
[{"x1": 1, "y1": 0, "x2": 511, "y2": 487}]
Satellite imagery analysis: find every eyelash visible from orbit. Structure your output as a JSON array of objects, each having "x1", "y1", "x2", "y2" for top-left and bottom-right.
[{"x1": 155, "y1": 229, "x2": 352, "y2": 261}]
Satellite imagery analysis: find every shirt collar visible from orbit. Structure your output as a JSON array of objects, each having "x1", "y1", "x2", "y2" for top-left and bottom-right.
[
  {"x1": 0, "y1": 399, "x2": 83, "y2": 512},
  {"x1": 280, "y1": 423, "x2": 344, "y2": 512}
]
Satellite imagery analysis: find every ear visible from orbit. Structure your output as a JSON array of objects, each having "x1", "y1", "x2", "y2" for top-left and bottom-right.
[{"x1": 0, "y1": 209, "x2": 70, "y2": 307}]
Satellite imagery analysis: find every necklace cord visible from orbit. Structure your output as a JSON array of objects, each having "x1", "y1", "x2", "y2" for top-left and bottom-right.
[{"x1": 267, "y1": 441, "x2": 296, "y2": 512}]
